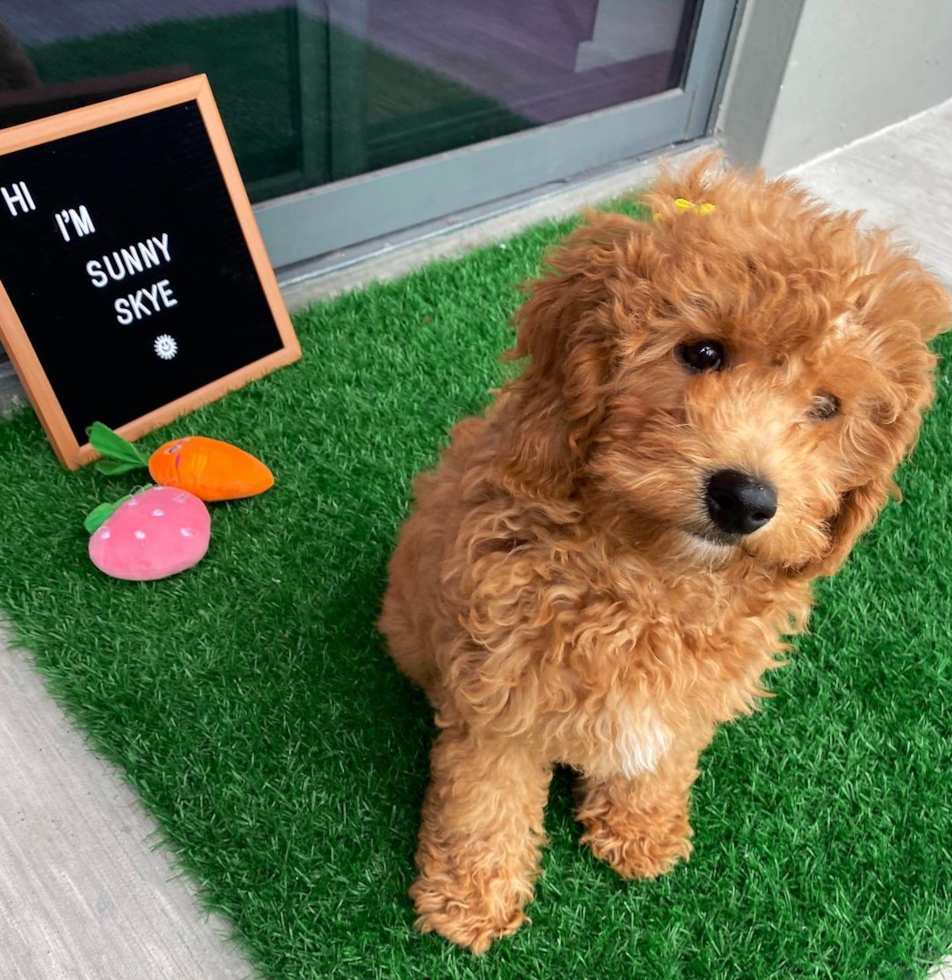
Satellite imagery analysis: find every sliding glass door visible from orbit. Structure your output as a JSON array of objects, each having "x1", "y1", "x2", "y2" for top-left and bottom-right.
[
  {"x1": 324, "y1": 0, "x2": 701, "y2": 180},
  {"x1": 0, "y1": 0, "x2": 737, "y2": 270},
  {"x1": 259, "y1": 0, "x2": 735, "y2": 268}
]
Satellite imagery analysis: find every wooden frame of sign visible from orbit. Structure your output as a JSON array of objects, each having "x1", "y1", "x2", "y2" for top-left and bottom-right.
[{"x1": 0, "y1": 75, "x2": 300, "y2": 469}]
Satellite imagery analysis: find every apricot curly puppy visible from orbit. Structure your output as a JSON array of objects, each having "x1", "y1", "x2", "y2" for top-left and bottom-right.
[{"x1": 379, "y1": 157, "x2": 950, "y2": 953}]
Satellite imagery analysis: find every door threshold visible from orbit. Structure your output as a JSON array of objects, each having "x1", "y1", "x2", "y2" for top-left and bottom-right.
[{"x1": 277, "y1": 138, "x2": 716, "y2": 311}]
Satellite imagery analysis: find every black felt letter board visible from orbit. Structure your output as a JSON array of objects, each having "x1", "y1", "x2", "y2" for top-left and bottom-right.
[{"x1": 0, "y1": 85, "x2": 298, "y2": 465}]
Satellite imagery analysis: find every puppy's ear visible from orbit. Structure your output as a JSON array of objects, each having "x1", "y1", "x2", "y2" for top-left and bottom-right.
[
  {"x1": 811, "y1": 476, "x2": 895, "y2": 577},
  {"x1": 806, "y1": 238, "x2": 950, "y2": 576},
  {"x1": 495, "y1": 213, "x2": 655, "y2": 497},
  {"x1": 906, "y1": 271, "x2": 951, "y2": 344},
  {"x1": 852, "y1": 230, "x2": 952, "y2": 343}
]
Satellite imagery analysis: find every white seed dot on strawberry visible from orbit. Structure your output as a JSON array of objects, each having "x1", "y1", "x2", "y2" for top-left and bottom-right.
[
  {"x1": 180, "y1": 527, "x2": 196, "y2": 538},
  {"x1": 134, "y1": 530, "x2": 146, "y2": 540},
  {"x1": 152, "y1": 509, "x2": 165, "y2": 517},
  {"x1": 100, "y1": 529, "x2": 110, "y2": 539}
]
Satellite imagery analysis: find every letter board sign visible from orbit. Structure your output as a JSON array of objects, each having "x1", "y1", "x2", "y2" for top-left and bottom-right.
[{"x1": 0, "y1": 75, "x2": 300, "y2": 469}]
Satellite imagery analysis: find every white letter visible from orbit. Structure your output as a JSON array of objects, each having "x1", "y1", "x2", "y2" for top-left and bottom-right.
[
  {"x1": 138, "y1": 239, "x2": 159, "y2": 268},
  {"x1": 152, "y1": 233, "x2": 171, "y2": 264},
  {"x1": 120, "y1": 246, "x2": 143, "y2": 276},
  {"x1": 102, "y1": 252, "x2": 125, "y2": 282},
  {"x1": 55, "y1": 211, "x2": 70, "y2": 241},
  {"x1": 156, "y1": 279, "x2": 177, "y2": 309},
  {"x1": 115, "y1": 297, "x2": 133, "y2": 325},
  {"x1": 129, "y1": 289, "x2": 151, "y2": 319},
  {"x1": 1, "y1": 182, "x2": 35, "y2": 217},
  {"x1": 86, "y1": 260, "x2": 108, "y2": 288},
  {"x1": 142, "y1": 282, "x2": 161, "y2": 312},
  {"x1": 68, "y1": 206, "x2": 95, "y2": 237}
]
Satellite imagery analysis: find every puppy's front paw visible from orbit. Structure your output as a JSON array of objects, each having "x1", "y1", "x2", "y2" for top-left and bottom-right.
[
  {"x1": 410, "y1": 865, "x2": 531, "y2": 954},
  {"x1": 580, "y1": 805, "x2": 693, "y2": 880}
]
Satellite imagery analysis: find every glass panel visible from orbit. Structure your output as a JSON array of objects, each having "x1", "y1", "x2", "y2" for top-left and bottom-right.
[
  {"x1": 342, "y1": 0, "x2": 700, "y2": 179},
  {"x1": 0, "y1": 1, "x2": 700, "y2": 204},
  {"x1": 0, "y1": 3, "x2": 315, "y2": 202}
]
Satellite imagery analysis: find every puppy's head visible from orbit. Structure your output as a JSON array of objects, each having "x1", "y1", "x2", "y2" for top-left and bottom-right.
[{"x1": 499, "y1": 158, "x2": 950, "y2": 576}]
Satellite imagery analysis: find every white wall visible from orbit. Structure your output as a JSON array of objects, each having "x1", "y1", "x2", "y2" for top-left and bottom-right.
[{"x1": 759, "y1": 0, "x2": 952, "y2": 172}]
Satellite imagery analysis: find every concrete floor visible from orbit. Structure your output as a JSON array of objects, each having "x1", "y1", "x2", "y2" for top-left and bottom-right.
[
  {"x1": 792, "y1": 98, "x2": 952, "y2": 290},
  {"x1": 2, "y1": 97, "x2": 951, "y2": 979},
  {"x1": 0, "y1": 635, "x2": 253, "y2": 980}
]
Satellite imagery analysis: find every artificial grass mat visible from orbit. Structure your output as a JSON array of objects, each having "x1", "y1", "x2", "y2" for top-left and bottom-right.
[{"x1": 2, "y1": 202, "x2": 952, "y2": 979}]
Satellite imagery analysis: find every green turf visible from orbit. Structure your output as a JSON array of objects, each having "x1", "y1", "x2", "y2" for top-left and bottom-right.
[{"x1": 2, "y1": 203, "x2": 952, "y2": 978}]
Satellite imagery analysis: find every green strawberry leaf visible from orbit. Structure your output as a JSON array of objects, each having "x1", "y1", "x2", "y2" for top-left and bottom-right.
[
  {"x1": 87, "y1": 422, "x2": 148, "y2": 469},
  {"x1": 83, "y1": 485, "x2": 154, "y2": 534},
  {"x1": 84, "y1": 496, "x2": 130, "y2": 534}
]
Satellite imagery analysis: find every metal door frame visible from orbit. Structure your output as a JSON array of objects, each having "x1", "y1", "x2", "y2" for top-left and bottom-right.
[{"x1": 255, "y1": 0, "x2": 740, "y2": 270}]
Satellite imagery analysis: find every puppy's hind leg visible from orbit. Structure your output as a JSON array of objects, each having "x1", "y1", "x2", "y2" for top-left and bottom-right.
[
  {"x1": 575, "y1": 751, "x2": 699, "y2": 880},
  {"x1": 411, "y1": 725, "x2": 552, "y2": 954},
  {"x1": 378, "y1": 588, "x2": 437, "y2": 697}
]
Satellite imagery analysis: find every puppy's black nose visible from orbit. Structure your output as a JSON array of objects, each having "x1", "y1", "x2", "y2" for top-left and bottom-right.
[{"x1": 705, "y1": 470, "x2": 777, "y2": 535}]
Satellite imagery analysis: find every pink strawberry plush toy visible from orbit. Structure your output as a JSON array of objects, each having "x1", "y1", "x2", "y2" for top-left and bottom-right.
[{"x1": 86, "y1": 485, "x2": 211, "y2": 581}]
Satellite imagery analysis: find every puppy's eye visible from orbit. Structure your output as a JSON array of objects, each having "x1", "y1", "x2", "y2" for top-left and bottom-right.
[
  {"x1": 677, "y1": 340, "x2": 725, "y2": 373},
  {"x1": 809, "y1": 392, "x2": 840, "y2": 420}
]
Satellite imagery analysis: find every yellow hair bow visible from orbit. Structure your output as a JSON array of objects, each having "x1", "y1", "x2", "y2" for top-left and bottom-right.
[
  {"x1": 653, "y1": 198, "x2": 717, "y2": 223},
  {"x1": 674, "y1": 198, "x2": 716, "y2": 214}
]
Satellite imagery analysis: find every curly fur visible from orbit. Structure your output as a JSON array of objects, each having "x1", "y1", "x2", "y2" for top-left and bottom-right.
[{"x1": 378, "y1": 156, "x2": 951, "y2": 953}]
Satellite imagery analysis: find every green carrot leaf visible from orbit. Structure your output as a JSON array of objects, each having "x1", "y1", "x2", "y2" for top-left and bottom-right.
[
  {"x1": 94, "y1": 457, "x2": 145, "y2": 476},
  {"x1": 87, "y1": 422, "x2": 148, "y2": 469}
]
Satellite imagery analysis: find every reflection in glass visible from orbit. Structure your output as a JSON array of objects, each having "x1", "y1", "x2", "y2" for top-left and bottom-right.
[{"x1": 0, "y1": 1, "x2": 699, "y2": 201}]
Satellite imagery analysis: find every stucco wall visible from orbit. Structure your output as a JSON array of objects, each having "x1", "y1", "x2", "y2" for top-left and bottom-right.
[{"x1": 720, "y1": 0, "x2": 952, "y2": 172}]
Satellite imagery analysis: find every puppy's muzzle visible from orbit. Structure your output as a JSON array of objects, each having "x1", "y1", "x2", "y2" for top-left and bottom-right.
[{"x1": 705, "y1": 470, "x2": 778, "y2": 535}]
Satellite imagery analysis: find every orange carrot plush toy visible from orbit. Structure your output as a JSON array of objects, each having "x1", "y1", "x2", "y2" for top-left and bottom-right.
[
  {"x1": 89, "y1": 423, "x2": 273, "y2": 502},
  {"x1": 148, "y1": 436, "x2": 273, "y2": 501}
]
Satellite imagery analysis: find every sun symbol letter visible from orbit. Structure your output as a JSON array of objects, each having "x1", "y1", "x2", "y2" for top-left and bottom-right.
[{"x1": 154, "y1": 334, "x2": 178, "y2": 360}]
